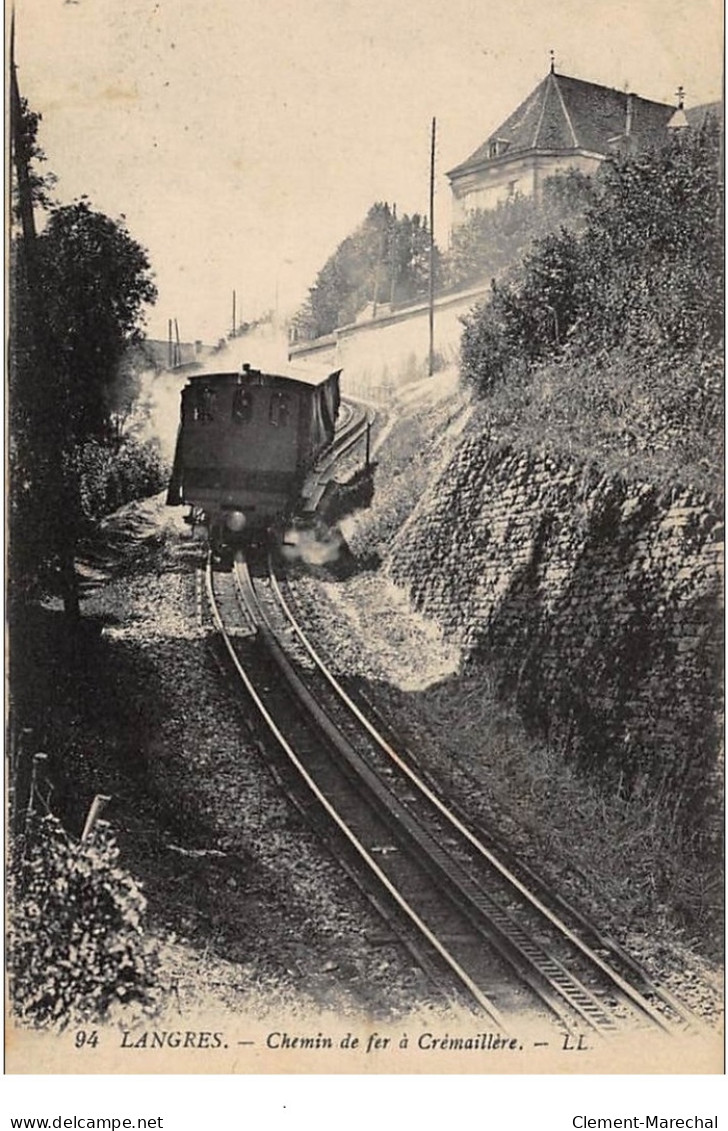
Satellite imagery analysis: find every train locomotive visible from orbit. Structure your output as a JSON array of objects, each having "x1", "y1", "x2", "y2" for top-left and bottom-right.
[{"x1": 167, "y1": 361, "x2": 341, "y2": 545}]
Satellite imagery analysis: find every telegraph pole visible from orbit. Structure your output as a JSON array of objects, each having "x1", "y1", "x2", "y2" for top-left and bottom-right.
[
  {"x1": 428, "y1": 116, "x2": 436, "y2": 376},
  {"x1": 389, "y1": 202, "x2": 397, "y2": 307},
  {"x1": 10, "y1": 11, "x2": 37, "y2": 251}
]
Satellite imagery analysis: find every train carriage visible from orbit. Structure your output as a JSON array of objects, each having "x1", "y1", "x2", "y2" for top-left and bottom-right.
[{"x1": 167, "y1": 361, "x2": 341, "y2": 544}]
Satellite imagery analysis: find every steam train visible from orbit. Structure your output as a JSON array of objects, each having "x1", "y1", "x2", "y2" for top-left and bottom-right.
[{"x1": 167, "y1": 362, "x2": 341, "y2": 545}]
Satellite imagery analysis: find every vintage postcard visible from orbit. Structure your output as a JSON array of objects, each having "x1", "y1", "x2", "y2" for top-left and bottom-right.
[{"x1": 6, "y1": 0, "x2": 724, "y2": 1092}]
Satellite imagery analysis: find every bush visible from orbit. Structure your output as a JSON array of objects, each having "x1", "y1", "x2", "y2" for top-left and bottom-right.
[
  {"x1": 445, "y1": 169, "x2": 595, "y2": 291},
  {"x1": 459, "y1": 120, "x2": 723, "y2": 489},
  {"x1": 75, "y1": 435, "x2": 168, "y2": 524},
  {"x1": 461, "y1": 119, "x2": 723, "y2": 401},
  {"x1": 8, "y1": 813, "x2": 158, "y2": 1029}
]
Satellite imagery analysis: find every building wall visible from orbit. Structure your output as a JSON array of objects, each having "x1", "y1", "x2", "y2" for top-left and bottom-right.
[
  {"x1": 450, "y1": 156, "x2": 537, "y2": 223},
  {"x1": 451, "y1": 150, "x2": 603, "y2": 226}
]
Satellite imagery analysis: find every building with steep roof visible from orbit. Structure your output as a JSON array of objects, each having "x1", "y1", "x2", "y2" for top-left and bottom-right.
[
  {"x1": 685, "y1": 100, "x2": 724, "y2": 129},
  {"x1": 447, "y1": 66, "x2": 685, "y2": 226}
]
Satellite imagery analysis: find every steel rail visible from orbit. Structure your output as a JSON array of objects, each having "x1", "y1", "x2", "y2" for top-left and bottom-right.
[
  {"x1": 318, "y1": 415, "x2": 370, "y2": 470},
  {"x1": 243, "y1": 561, "x2": 618, "y2": 1035},
  {"x1": 266, "y1": 555, "x2": 688, "y2": 1036},
  {"x1": 205, "y1": 550, "x2": 509, "y2": 1028}
]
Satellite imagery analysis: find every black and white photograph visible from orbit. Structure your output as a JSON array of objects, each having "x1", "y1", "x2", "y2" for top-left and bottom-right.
[{"x1": 6, "y1": 0, "x2": 724, "y2": 1096}]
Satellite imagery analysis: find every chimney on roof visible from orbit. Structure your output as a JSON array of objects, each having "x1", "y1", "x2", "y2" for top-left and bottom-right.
[{"x1": 549, "y1": 48, "x2": 555, "y2": 74}]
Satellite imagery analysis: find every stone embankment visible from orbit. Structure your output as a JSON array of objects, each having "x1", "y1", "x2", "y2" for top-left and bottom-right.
[{"x1": 385, "y1": 430, "x2": 723, "y2": 833}]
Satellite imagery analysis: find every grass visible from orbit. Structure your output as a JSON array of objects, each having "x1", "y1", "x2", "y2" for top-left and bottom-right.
[
  {"x1": 384, "y1": 663, "x2": 723, "y2": 969},
  {"x1": 472, "y1": 342, "x2": 724, "y2": 499}
]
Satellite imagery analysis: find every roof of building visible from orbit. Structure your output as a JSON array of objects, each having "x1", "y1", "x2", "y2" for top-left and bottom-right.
[
  {"x1": 685, "y1": 100, "x2": 723, "y2": 128},
  {"x1": 447, "y1": 70, "x2": 678, "y2": 178}
]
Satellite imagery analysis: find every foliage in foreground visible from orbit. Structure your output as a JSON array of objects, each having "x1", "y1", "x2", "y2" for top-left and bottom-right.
[{"x1": 8, "y1": 813, "x2": 158, "y2": 1030}]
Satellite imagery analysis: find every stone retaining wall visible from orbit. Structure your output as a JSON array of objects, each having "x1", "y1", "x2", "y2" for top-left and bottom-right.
[{"x1": 387, "y1": 434, "x2": 723, "y2": 824}]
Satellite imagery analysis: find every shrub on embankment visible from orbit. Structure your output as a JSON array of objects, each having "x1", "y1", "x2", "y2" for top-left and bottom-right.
[
  {"x1": 383, "y1": 122, "x2": 723, "y2": 845},
  {"x1": 460, "y1": 118, "x2": 723, "y2": 496}
]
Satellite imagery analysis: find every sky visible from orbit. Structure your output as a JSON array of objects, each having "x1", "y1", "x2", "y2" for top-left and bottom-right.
[{"x1": 14, "y1": 0, "x2": 724, "y2": 344}]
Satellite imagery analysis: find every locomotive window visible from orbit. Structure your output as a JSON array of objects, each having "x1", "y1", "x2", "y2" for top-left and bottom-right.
[
  {"x1": 232, "y1": 386, "x2": 253, "y2": 424},
  {"x1": 269, "y1": 392, "x2": 290, "y2": 427},
  {"x1": 194, "y1": 385, "x2": 217, "y2": 422}
]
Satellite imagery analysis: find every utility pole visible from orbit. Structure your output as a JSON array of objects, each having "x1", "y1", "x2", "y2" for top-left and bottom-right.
[
  {"x1": 10, "y1": 15, "x2": 37, "y2": 251},
  {"x1": 232, "y1": 289, "x2": 237, "y2": 337},
  {"x1": 428, "y1": 116, "x2": 436, "y2": 376},
  {"x1": 389, "y1": 202, "x2": 397, "y2": 307}
]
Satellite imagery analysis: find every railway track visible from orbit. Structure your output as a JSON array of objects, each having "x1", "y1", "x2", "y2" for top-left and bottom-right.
[
  {"x1": 203, "y1": 545, "x2": 703, "y2": 1042},
  {"x1": 300, "y1": 399, "x2": 372, "y2": 510}
]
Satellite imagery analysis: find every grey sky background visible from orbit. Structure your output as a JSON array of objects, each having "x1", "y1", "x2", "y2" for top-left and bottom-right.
[{"x1": 14, "y1": 0, "x2": 723, "y2": 344}]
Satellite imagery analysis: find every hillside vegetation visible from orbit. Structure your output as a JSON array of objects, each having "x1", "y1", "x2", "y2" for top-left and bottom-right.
[
  {"x1": 445, "y1": 169, "x2": 595, "y2": 291},
  {"x1": 460, "y1": 119, "x2": 723, "y2": 496},
  {"x1": 293, "y1": 203, "x2": 437, "y2": 340},
  {"x1": 292, "y1": 171, "x2": 594, "y2": 343}
]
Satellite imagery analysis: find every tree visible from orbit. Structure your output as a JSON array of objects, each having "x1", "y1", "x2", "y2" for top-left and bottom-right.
[
  {"x1": 36, "y1": 201, "x2": 157, "y2": 443},
  {"x1": 444, "y1": 169, "x2": 595, "y2": 292},
  {"x1": 461, "y1": 120, "x2": 723, "y2": 395},
  {"x1": 10, "y1": 185, "x2": 158, "y2": 616},
  {"x1": 292, "y1": 202, "x2": 442, "y2": 339},
  {"x1": 10, "y1": 97, "x2": 57, "y2": 222}
]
